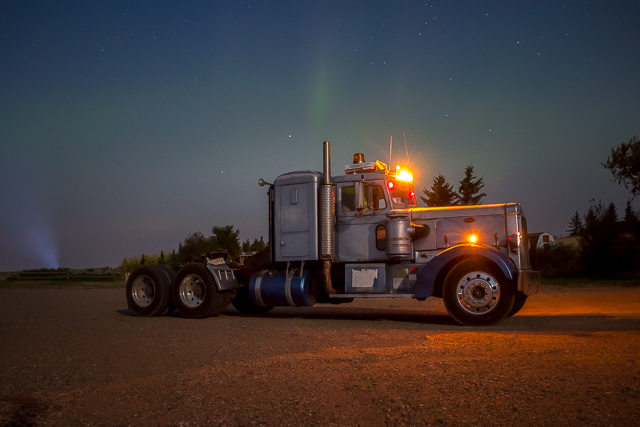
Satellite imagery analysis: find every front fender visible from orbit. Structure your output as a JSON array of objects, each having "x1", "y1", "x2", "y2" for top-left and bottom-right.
[{"x1": 414, "y1": 244, "x2": 518, "y2": 299}]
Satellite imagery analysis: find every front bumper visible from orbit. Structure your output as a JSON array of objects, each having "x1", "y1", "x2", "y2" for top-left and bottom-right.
[{"x1": 517, "y1": 270, "x2": 540, "y2": 296}]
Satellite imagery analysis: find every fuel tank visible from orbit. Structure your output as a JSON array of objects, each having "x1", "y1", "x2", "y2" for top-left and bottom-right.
[{"x1": 249, "y1": 269, "x2": 316, "y2": 307}]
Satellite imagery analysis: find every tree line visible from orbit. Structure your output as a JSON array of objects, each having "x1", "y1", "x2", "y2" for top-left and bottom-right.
[
  {"x1": 534, "y1": 136, "x2": 640, "y2": 279},
  {"x1": 120, "y1": 225, "x2": 266, "y2": 273},
  {"x1": 421, "y1": 165, "x2": 487, "y2": 207},
  {"x1": 534, "y1": 199, "x2": 640, "y2": 279}
]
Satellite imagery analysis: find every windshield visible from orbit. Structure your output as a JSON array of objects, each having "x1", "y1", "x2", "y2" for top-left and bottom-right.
[{"x1": 388, "y1": 180, "x2": 416, "y2": 208}]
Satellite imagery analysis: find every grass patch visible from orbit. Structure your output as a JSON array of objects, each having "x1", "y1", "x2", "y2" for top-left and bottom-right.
[
  {"x1": 541, "y1": 278, "x2": 640, "y2": 287},
  {"x1": 0, "y1": 280, "x2": 126, "y2": 289}
]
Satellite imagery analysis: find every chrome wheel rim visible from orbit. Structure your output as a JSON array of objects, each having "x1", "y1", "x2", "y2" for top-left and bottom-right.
[
  {"x1": 456, "y1": 271, "x2": 500, "y2": 315},
  {"x1": 131, "y1": 275, "x2": 155, "y2": 307},
  {"x1": 178, "y1": 274, "x2": 206, "y2": 308}
]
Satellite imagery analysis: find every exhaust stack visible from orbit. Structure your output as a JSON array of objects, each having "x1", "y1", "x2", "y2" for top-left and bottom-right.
[{"x1": 319, "y1": 141, "x2": 336, "y2": 294}]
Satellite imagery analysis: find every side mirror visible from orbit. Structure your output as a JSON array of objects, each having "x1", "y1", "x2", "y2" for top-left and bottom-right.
[{"x1": 354, "y1": 182, "x2": 365, "y2": 211}]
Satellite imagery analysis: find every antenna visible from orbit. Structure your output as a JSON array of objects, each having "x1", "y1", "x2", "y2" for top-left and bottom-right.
[
  {"x1": 403, "y1": 129, "x2": 409, "y2": 161},
  {"x1": 389, "y1": 135, "x2": 393, "y2": 170}
]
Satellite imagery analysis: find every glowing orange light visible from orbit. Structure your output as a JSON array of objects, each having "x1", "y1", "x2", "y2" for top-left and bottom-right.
[
  {"x1": 468, "y1": 234, "x2": 478, "y2": 244},
  {"x1": 395, "y1": 166, "x2": 414, "y2": 182}
]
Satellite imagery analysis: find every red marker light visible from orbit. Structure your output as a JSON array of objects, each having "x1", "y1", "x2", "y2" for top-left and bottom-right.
[
  {"x1": 409, "y1": 191, "x2": 415, "y2": 198},
  {"x1": 387, "y1": 181, "x2": 395, "y2": 190}
]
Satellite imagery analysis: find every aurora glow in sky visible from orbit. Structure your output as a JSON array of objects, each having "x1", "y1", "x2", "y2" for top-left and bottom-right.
[{"x1": 1, "y1": 1, "x2": 639, "y2": 270}]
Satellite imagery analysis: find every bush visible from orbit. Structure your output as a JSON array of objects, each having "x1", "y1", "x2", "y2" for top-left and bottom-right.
[{"x1": 531, "y1": 243, "x2": 581, "y2": 279}]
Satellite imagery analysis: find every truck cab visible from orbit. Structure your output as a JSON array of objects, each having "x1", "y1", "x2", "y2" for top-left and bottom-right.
[{"x1": 261, "y1": 143, "x2": 539, "y2": 325}]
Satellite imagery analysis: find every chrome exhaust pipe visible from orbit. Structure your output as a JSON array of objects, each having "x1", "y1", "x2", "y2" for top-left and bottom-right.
[{"x1": 319, "y1": 141, "x2": 336, "y2": 294}]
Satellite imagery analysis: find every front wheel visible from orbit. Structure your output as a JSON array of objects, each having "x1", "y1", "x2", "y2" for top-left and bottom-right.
[
  {"x1": 508, "y1": 293, "x2": 528, "y2": 317},
  {"x1": 172, "y1": 263, "x2": 232, "y2": 319},
  {"x1": 442, "y1": 259, "x2": 515, "y2": 326}
]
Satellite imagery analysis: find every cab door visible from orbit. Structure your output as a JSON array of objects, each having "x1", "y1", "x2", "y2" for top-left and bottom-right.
[{"x1": 336, "y1": 181, "x2": 389, "y2": 262}]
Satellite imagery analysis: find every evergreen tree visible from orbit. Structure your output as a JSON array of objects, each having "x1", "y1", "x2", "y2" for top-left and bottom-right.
[
  {"x1": 567, "y1": 211, "x2": 584, "y2": 235},
  {"x1": 602, "y1": 202, "x2": 618, "y2": 226},
  {"x1": 242, "y1": 238, "x2": 252, "y2": 252},
  {"x1": 457, "y1": 165, "x2": 487, "y2": 205},
  {"x1": 250, "y1": 236, "x2": 267, "y2": 252},
  {"x1": 159, "y1": 250, "x2": 165, "y2": 264},
  {"x1": 421, "y1": 175, "x2": 458, "y2": 207},
  {"x1": 211, "y1": 225, "x2": 241, "y2": 260},
  {"x1": 623, "y1": 199, "x2": 638, "y2": 224},
  {"x1": 167, "y1": 249, "x2": 179, "y2": 267}
]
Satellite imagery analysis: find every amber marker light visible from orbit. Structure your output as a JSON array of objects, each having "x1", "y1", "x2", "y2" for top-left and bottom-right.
[
  {"x1": 468, "y1": 234, "x2": 478, "y2": 244},
  {"x1": 395, "y1": 165, "x2": 414, "y2": 182}
]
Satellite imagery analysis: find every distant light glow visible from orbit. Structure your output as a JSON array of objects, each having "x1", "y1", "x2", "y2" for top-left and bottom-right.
[{"x1": 468, "y1": 234, "x2": 478, "y2": 244}]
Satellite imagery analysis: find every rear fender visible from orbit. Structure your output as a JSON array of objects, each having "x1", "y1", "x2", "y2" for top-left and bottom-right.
[
  {"x1": 205, "y1": 257, "x2": 239, "y2": 291},
  {"x1": 414, "y1": 244, "x2": 517, "y2": 299}
]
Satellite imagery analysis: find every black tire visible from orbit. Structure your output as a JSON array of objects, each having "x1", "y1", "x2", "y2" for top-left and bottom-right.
[
  {"x1": 156, "y1": 264, "x2": 177, "y2": 315},
  {"x1": 231, "y1": 286, "x2": 274, "y2": 314},
  {"x1": 442, "y1": 258, "x2": 515, "y2": 326},
  {"x1": 125, "y1": 265, "x2": 172, "y2": 317},
  {"x1": 171, "y1": 263, "x2": 232, "y2": 319},
  {"x1": 508, "y1": 293, "x2": 528, "y2": 317}
]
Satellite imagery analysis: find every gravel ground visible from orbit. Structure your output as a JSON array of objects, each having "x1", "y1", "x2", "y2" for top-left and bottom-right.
[{"x1": 0, "y1": 285, "x2": 639, "y2": 426}]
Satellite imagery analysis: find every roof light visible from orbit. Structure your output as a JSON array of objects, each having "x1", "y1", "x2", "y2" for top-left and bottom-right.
[
  {"x1": 468, "y1": 234, "x2": 478, "y2": 244},
  {"x1": 394, "y1": 165, "x2": 414, "y2": 182}
]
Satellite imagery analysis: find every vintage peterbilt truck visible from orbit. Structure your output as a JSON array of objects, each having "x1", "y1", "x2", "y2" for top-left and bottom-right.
[{"x1": 126, "y1": 141, "x2": 539, "y2": 326}]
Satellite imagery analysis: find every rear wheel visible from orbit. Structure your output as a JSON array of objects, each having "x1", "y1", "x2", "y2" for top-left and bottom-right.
[
  {"x1": 443, "y1": 259, "x2": 515, "y2": 326},
  {"x1": 126, "y1": 265, "x2": 172, "y2": 317},
  {"x1": 172, "y1": 263, "x2": 232, "y2": 319},
  {"x1": 156, "y1": 265, "x2": 177, "y2": 315}
]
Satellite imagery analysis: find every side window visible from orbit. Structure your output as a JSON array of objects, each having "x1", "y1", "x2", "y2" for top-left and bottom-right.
[
  {"x1": 340, "y1": 183, "x2": 387, "y2": 213},
  {"x1": 370, "y1": 185, "x2": 386, "y2": 211},
  {"x1": 341, "y1": 185, "x2": 355, "y2": 212}
]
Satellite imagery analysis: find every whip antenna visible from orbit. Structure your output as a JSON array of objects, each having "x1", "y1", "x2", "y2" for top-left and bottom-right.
[{"x1": 389, "y1": 135, "x2": 393, "y2": 170}]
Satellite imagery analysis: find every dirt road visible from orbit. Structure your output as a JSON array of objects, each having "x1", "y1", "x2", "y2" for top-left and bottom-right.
[{"x1": 1, "y1": 285, "x2": 639, "y2": 426}]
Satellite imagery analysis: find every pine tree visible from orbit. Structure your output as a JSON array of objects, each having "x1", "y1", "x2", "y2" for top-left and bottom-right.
[
  {"x1": 623, "y1": 199, "x2": 638, "y2": 224},
  {"x1": 421, "y1": 175, "x2": 458, "y2": 207},
  {"x1": 566, "y1": 211, "x2": 584, "y2": 236},
  {"x1": 250, "y1": 236, "x2": 267, "y2": 252},
  {"x1": 211, "y1": 225, "x2": 241, "y2": 260},
  {"x1": 457, "y1": 165, "x2": 487, "y2": 205}
]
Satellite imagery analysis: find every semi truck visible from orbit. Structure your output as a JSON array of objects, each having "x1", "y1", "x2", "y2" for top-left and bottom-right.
[{"x1": 126, "y1": 141, "x2": 539, "y2": 326}]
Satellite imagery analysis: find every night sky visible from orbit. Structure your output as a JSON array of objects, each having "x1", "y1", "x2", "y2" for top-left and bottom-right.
[{"x1": 1, "y1": 1, "x2": 639, "y2": 270}]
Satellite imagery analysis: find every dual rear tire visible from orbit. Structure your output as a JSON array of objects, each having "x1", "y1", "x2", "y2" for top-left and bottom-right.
[
  {"x1": 126, "y1": 263, "x2": 232, "y2": 318},
  {"x1": 125, "y1": 265, "x2": 172, "y2": 317},
  {"x1": 171, "y1": 263, "x2": 233, "y2": 319}
]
